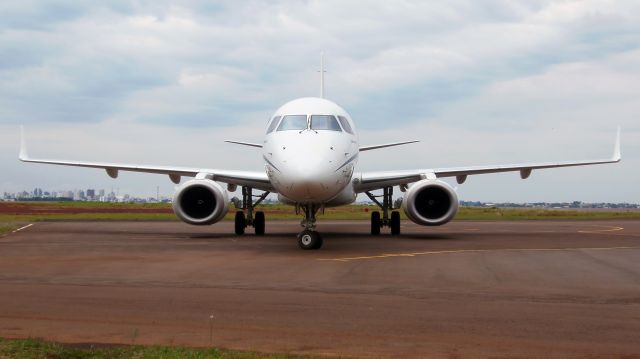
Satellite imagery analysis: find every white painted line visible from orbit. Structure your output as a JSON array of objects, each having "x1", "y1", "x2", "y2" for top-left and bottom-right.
[
  {"x1": 578, "y1": 225, "x2": 624, "y2": 234},
  {"x1": 12, "y1": 223, "x2": 34, "y2": 233}
]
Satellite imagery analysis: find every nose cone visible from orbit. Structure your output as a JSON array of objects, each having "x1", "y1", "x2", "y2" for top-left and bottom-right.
[
  {"x1": 286, "y1": 160, "x2": 334, "y2": 200},
  {"x1": 267, "y1": 132, "x2": 347, "y2": 202}
]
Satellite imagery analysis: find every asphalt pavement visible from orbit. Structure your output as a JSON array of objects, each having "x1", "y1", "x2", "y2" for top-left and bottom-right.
[{"x1": 1, "y1": 220, "x2": 639, "y2": 358}]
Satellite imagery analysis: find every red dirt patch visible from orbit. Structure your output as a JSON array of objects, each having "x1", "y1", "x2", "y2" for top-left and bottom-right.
[{"x1": 0, "y1": 202, "x2": 172, "y2": 215}]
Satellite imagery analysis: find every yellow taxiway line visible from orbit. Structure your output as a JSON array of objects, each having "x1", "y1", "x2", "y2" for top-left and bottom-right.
[
  {"x1": 318, "y1": 246, "x2": 640, "y2": 262},
  {"x1": 320, "y1": 225, "x2": 634, "y2": 262}
]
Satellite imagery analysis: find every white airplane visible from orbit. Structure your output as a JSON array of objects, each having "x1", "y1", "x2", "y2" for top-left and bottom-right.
[{"x1": 19, "y1": 56, "x2": 622, "y2": 250}]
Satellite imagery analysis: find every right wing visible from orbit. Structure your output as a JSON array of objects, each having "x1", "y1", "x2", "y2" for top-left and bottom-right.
[
  {"x1": 19, "y1": 128, "x2": 273, "y2": 192},
  {"x1": 355, "y1": 127, "x2": 621, "y2": 193}
]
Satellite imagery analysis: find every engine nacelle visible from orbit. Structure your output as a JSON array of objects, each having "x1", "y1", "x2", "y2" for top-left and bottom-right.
[
  {"x1": 172, "y1": 179, "x2": 229, "y2": 225},
  {"x1": 402, "y1": 179, "x2": 459, "y2": 226}
]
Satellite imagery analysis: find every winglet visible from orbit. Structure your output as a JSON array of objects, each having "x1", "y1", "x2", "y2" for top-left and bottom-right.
[
  {"x1": 612, "y1": 126, "x2": 621, "y2": 162},
  {"x1": 19, "y1": 125, "x2": 29, "y2": 161}
]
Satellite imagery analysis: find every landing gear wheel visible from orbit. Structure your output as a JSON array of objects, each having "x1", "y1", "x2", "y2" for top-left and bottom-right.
[
  {"x1": 371, "y1": 211, "x2": 381, "y2": 235},
  {"x1": 234, "y1": 211, "x2": 246, "y2": 235},
  {"x1": 390, "y1": 211, "x2": 401, "y2": 235},
  {"x1": 298, "y1": 230, "x2": 323, "y2": 250},
  {"x1": 254, "y1": 211, "x2": 265, "y2": 235}
]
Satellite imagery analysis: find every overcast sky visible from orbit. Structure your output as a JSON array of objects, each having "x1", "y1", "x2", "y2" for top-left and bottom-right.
[{"x1": 1, "y1": 0, "x2": 638, "y2": 203}]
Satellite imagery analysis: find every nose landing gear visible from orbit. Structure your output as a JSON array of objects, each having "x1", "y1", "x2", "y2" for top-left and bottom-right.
[
  {"x1": 297, "y1": 204, "x2": 323, "y2": 249},
  {"x1": 233, "y1": 187, "x2": 270, "y2": 235}
]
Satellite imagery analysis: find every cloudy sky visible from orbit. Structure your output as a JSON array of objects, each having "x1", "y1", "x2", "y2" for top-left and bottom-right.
[{"x1": 1, "y1": 0, "x2": 638, "y2": 203}]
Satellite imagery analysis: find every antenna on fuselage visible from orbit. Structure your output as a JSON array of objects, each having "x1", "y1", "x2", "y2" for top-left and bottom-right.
[{"x1": 318, "y1": 51, "x2": 326, "y2": 98}]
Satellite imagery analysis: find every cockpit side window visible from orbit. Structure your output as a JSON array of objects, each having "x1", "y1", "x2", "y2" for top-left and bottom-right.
[
  {"x1": 277, "y1": 115, "x2": 308, "y2": 131},
  {"x1": 337, "y1": 116, "x2": 354, "y2": 134},
  {"x1": 266, "y1": 116, "x2": 281, "y2": 133},
  {"x1": 310, "y1": 115, "x2": 342, "y2": 131}
]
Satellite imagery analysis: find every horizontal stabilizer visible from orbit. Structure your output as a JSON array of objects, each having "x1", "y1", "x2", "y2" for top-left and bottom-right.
[
  {"x1": 224, "y1": 140, "x2": 263, "y2": 148},
  {"x1": 360, "y1": 140, "x2": 419, "y2": 152}
]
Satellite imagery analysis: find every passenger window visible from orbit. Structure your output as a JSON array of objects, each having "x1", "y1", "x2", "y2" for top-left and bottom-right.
[
  {"x1": 277, "y1": 115, "x2": 308, "y2": 131},
  {"x1": 337, "y1": 116, "x2": 354, "y2": 134},
  {"x1": 311, "y1": 115, "x2": 342, "y2": 131},
  {"x1": 266, "y1": 116, "x2": 281, "y2": 133}
]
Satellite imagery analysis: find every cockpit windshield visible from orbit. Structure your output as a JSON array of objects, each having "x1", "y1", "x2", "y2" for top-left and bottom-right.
[
  {"x1": 277, "y1": 115, "x2": 308, "y2": 131},
  {"x1": 337, "y1": 116, "x2": 354, "y2": 134},
  {"x1": 310, "y1": 115, "x2": 342, "y2": 131},
  {"x1": 266, "y1": 116, "x2": 281, "y2": 133}
]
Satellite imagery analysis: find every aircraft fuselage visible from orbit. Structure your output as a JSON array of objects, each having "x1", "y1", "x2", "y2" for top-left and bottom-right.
[{"x1": 262, "y1": 97, "x2": 358, "y2": 206}]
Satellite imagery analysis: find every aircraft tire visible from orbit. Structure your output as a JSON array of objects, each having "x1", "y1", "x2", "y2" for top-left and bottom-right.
[
  {"x1": 390, "y1": 211, "x2": 401, "y2": 235},
  {"x1": 298, "y1": 230, "x2": 322, "y2": 250},
  {"x1": 234, "y1": 211, "x2": 246, "y2": 235},
  {"x1": 254, "y1": 211, "x2": 265, "y2": 235},
  {"x1": 371, "y1": 211, "x2": 381, "y2": 235}
]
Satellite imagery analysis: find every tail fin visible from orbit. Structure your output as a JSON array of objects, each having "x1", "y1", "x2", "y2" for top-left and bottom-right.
[{"x1": 319, "y1": 51, "x2": 325, "y2": 99}]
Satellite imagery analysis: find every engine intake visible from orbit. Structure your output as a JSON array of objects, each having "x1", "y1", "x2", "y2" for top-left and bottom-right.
[
  {"x1": 402, "y1": 179, "x2": 459, "y2": 226},
  {"x1": 172, "y1": 179, "x2": 229, "y2": 225}
]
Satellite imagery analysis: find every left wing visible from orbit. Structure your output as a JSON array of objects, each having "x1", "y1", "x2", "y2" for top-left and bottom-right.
[
  {"x1": 19, "y1": 128, "x2": 273, "y2": 191},
  {"x1": 355, "y1": 128, "x2": 621, "y2": 193}
]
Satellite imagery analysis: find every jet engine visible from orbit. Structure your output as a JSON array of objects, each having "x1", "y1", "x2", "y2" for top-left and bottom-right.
[
  {"x1": 402, "y1": 179, "x2": 459, "y2": 226},
  {"x1": 172, "y1": 179, "x2": 229, "y2": 225}
]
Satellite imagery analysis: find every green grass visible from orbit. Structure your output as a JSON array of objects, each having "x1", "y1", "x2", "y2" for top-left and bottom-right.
[
  {"x1": 455, "y1": 207, "x2": 640, "y2": 220},
  {"x1": 0, "y1": 224, "x2": 19, "y2": 236},
  {"x1": 9, "y1": 201, "x2": 171, "y2": 209},
  {"x1": 0, "y1": 213, "x2": 177, "y2": 223},
  {"x1": 1, "y1": 202, "x2": 639, "y2": 225},
  {"x1": 0, "y1": 338, "x2": 330, "y2": 359}
]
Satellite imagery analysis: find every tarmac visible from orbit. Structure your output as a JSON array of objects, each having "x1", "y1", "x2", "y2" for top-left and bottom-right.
[{"x1": 1, "y1": 220, "x2": 640, "y2": 358}]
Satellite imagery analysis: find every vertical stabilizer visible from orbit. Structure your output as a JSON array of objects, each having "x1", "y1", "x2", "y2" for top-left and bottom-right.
[{"x1": 319, "y1": 51, "x2": 325, "y2": 98}]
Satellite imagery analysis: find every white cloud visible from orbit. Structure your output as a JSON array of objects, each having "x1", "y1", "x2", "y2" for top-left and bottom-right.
[{"x1": 0, "y1": 0, "x2": 638, "y2": 202}]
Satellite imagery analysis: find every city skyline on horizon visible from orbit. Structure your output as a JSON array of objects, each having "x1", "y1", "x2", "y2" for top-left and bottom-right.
[{"x1": 3, "y1": 185, "x2": 639, "y2": 207}]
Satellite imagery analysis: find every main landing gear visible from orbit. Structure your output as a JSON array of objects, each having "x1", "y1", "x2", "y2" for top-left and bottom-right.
[
  {"x1": 297, "y1": 204, "x2": 323, "y2": 250},
  {"x1": 366, "y1": 186, "x2": 401, "y2": 236},
  {"x1": 233, "y1": 187, "x2": 270, "y2": 235}
]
